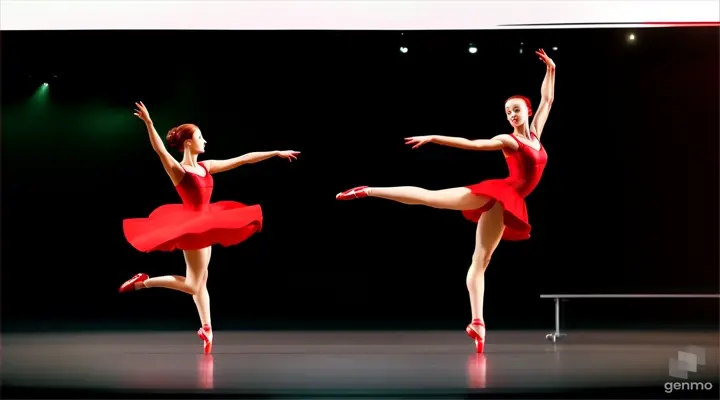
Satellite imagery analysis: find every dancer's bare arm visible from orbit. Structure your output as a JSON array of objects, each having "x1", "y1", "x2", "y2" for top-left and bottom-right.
[
  {"x1": 531, "y1": 49, "x2": 556, "y2": 139},
  {"x1": 133, "y1": 102, "x2": 185, "y2": 185},
  {"x1": 203, "y1": 150, "x2": 300, "y2": 174},
  {"x1": 405, "y1": 134, "x2": 516, "y2": 151}
]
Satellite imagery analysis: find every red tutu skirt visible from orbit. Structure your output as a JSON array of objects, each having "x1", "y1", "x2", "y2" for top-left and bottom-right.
[
  {"x1": 461, "y1": 179, "x2": 532, "y2": 241},
  {"x1": 123, "y1": 201, "x2": 263, "y2": 252}
]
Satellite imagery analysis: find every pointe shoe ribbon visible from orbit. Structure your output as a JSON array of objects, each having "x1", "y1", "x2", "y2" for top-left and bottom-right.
[{"x1": 336, "y1": 186, "x2": 370, "y2": 200}]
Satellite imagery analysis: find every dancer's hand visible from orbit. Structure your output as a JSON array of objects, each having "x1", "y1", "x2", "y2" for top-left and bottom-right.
[
  {"x1": 535, "y1": 48, "x2": 555, "y2": 69},
  {"x1": 277, "y1": 150, "x2": 300, "y2": 162},
  {"x1": 405, "y1": 135, "x2": 435, "y2": 149},
  {"x1": 133, "y1": 101, "x2": 152, "y2": 123}
]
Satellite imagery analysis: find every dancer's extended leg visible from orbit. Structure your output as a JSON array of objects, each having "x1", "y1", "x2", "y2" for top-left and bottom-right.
[
  {"x1": 337, "y1": 186, "x2": 490, "y2": 210},
  {"x1": 465, "y1": 202, "x2": 505, "y2": 353}
]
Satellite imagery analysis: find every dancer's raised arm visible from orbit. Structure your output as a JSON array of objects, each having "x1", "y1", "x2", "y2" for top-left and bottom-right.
[
  {"x1": 530, "y1": 49, "x2": 556, "y2": 139},
  {"x1": 133, "y1": 101, "x2": 185, "y2": 185},
  {"x1": 405, "y1": 134, "x2": 514, "y2": 151},
  {"x1": 203, "y1": 150, "x2": 300, "y2": 174}
]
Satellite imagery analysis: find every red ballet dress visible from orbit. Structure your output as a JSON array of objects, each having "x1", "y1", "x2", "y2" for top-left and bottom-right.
[
  {"x1": 462, "y1": 132, "x2": 548, "y2": 241},
  {"x1": 123, "y1": 162, "x2": 263, "y2": 252}
]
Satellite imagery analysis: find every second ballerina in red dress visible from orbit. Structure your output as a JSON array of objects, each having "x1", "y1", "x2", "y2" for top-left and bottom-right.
[
  {"x1": 119, "y1": 102, "x2": 300, "y2": 354},
  {"x1": 336, "y1": 49, "x2": 556, "y2": 353}
]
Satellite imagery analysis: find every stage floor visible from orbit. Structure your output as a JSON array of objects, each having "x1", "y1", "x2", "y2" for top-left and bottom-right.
[{"x1": 2, "y1": 330, "x2": 719, "y2": 398}]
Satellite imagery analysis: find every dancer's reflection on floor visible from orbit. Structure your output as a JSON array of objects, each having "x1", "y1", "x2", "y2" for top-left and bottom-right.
[
  {"x1": 197, "y1": 354, "x2": 214, "y2": 389},
  {"x1": 466, "y1": 354, "x2": 487, "y2": 388}
]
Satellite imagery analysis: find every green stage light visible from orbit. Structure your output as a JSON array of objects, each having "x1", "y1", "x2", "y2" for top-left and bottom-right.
[{"x1": 28, "y1": 81, "x2": 51, "y2": 107}]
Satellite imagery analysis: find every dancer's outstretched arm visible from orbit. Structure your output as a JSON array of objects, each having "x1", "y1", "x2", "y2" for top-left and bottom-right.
[
  {"x1": 133, "y1": 101, "x2": 185, "y2": 185},
  {"x1": 530, "y1": 49, "x2": 556, "y2": 139},
  {"x1": 203, "y1": 150, "x2": 300, "y2": 174},
  {"x1": 405, "y1": 134, "x2": 514, "y2": 151}
]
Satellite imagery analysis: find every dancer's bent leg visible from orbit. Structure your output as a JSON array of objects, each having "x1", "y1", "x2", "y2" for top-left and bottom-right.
[{"x1": 124, "y1": 247, "x2": 212, "y2": 295}]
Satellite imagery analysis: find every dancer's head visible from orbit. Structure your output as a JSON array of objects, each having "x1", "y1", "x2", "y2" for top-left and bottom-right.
[
  {"x1": 167, "y1": 123, "x2": 206, "y2": 154},
  {"x1": 505, "y1": 95, "x2": 533, "y2": 128}
]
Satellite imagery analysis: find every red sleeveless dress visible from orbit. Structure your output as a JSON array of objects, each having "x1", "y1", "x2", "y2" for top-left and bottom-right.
[
  {"x1": 462, "y1": 133, "x2": 548, "y2": 241},
  {"x1": 123, "y1": 162, "x2": 263, "y2": 252}
]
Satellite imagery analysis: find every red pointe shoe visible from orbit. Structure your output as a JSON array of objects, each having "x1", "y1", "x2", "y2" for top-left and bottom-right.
[
  {"x1": 466, "y1": 320, "x2": 486, "y2": 353},
  {"x1": 119, "y1": 273, "x2": 149, "y2": 293},
  {"x1": 197, "y1": 325, "x2": 213, "y2": 355},
  {"x1": 336, "y1": 186, "x2": 370, "y2": 200}
]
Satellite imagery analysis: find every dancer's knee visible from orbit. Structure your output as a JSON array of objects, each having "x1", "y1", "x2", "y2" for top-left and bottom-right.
[
  {"x1": 429, "y1": 187, "x2": 482, "y2": 210},
  {"x1": 202, "y1": 270, "x2": 209, "y2": 284},
  {"x1": 404, "y1": 186, "x2": 434, "y2": 205},
  {"x1": 423, "y1": 189, "x2": 442, "y2": 204},
  {"x1": 466, "y1": 253, "x2": 492, "y2": 287},
  {"x1": 420, "y1": 188, "x2": 461, "y2": 208},
  {"x1": 472, "y1": 250, "x2": 493, "y2": 270},
  {"x1": 186, "y1": 279, "x2": 204, "y2": 296}
]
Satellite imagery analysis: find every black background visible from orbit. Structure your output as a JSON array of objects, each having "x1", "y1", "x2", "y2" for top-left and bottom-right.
[{"x1": 2, "y1": 28, "x2": 718, "y2": 332}]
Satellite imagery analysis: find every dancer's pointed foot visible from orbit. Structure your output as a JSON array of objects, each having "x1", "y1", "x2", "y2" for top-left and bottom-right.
[
  {"x1": 119, "y1": 273, "x2": 149, "y2": 293},
  {"x1": 197, "y1": 324, "x2": 213, "y2": 355},
  {"x1": 466, "y1": 319, "x2": 486, "y2": 353},
  {"x1": 336, "y1": 186, "x2": 370, "y2": 200}
]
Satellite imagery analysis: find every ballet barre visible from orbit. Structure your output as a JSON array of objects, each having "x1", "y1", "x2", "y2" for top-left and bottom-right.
[{"x1": 540, "y1": 294, "x2": 720, "y2": 342}]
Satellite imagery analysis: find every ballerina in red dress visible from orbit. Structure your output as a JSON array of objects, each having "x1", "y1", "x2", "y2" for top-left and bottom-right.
[
  {"x1": 336, "y1": 49, "x2": 556, "y2": 353},
  {"x1": 119, "y1": 101, "x2": 300, "y2": 354}
]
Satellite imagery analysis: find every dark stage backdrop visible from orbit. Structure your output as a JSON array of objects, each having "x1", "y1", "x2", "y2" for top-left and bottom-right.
[{"x1": 2, "y1": 28, "x2": 718, "y2": 332}]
